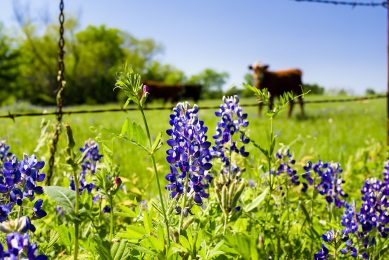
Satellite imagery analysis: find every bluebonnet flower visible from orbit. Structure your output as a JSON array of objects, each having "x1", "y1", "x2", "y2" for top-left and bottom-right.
[
  {"x1": 0, "y1": 232, "x2": 47, "y2": 259},
  {"x1": 212, "y1": 96, "x2": 249, "y2": 219},
  {"x1": 316, "y1": 229, "x2": 344, "y2": 259},
  {"x1": 274, "y1": 149, "x2": 299, "y2": 186},
  {"x1": 334, "y1": 161, "x2": 389, "y2": 259},
  {"x1": 55, "y1": 206, "x2": 64, "y2": 217},
  {"x1": 212, "y1": 95, "x2": 249, "y2": 169},
  {"x1": 0, "y1": 204, "x2": 12, "y2": 222},
  {"x1": 341, "y1": 202, "x2": 358, "y2": 236},
  {"x1": 32, "y1": 199, "x2": 46, "y2": 219},
  {"x1": 70, "y1": 140, "x2": 102, "y2": 194},
  {"x1": 383, "y1": 161, "x2": 389, "y2": 184},
  {"x1": 165, "y1": 102, "x2": 213, "y2": 207},
  {"x1": 0, "y1": 145, "x2": 46, "y2": 223},
  {"x1": 359, "y1": 177, "x2": 389, "y2": 236},
  {"x1": 248, "y1": 179, "x2": 256, "y2": 188},
  {"x1": 314, "y1": 244, "x2": 329, "y2": 260},
  {"x1": 0, "y1": 141, "x2": 12, "y2": 162},
  {"x1": 321, "y1": 230, "x2": 335, "y2": 243},
  {"x1": 302, "y1": 160, "x2": 347, "y2": 208},
  {"x1": 103, "y1": 205, "x2": 111, "y2": 213},
  {"x1": 80, "y1": 140, "x2": 103, "y2": 174}
]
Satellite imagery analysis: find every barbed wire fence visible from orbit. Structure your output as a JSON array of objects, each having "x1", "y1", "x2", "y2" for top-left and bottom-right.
[
  {"x1": 0, "y1": 94, "x2": 386, "y2": 120},
  {"x1": 292, "y1": 0, "x2": 387, "y2": 8}
]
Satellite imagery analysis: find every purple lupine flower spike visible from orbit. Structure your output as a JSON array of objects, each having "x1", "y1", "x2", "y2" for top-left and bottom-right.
[
  {"x1": 303, "y1": 160, "x2": 347, "y2": 208},
  {"x1": 165, "y1": 102, "x2": 213, "y2": 207},
  {"x1": 212, "y1": 95, "x2": 250, "y2": 175},
  {"x1": 275, "y1": 148, "x2": 300, "y2": 186},
  {"x1": 70, "y1": 140, "x2": 102, "y2": 194}
]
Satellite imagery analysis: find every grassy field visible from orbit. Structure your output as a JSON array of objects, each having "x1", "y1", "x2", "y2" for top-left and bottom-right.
[{"x1": 0, "y1": 95, "x2": 386, "y2": 196}]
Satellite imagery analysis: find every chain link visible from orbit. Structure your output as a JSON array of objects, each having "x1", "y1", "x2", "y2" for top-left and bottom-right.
[{"x1": 47, "y1": 0, "x2": 66, "y2": 185}]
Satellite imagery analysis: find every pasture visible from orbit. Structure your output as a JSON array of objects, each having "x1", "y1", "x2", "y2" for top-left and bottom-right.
[
  {"x1": 0, "y1": 95, "x2": 385, "y2": 195},
  {"x1": 0, "y1": 93, "x2": 387, "y2": 259}
]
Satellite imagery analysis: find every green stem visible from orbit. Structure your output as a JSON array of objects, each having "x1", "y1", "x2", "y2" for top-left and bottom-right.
[
  {"x1": 73, "y1": 169, "x2": 80, "y2": 260},
  {"x1": 99, "y1": 199, "x2": 102, "y2": 227},
  {"x1": 139, "y1": 106, "x2": 170, "y2": 248},
  {"x1": 310, "y1": 177, "x2": 316, "y2": 255},
  {"x1": 268, "y1": 117, "x2": 274, "y2": 192},
  {"x1": 18, "y1": 204, "x2": 23, "y2": 219},
  {"x1": 223, "y1": 213, "x2": 228, "y2": 235},
  {"x1": 109, "y1": 196, "x2": 114, "y2": 240},
  {"x1": 178, "y1": 171, "x2": 190, "y2": 234},
  {"x1": 286, "y1": 181, "x2": 290, "y2": 234}
]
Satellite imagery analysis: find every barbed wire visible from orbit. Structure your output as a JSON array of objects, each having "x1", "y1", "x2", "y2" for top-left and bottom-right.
[
  {"x1": 292, "y1": 0, "x2": 387, "y2": 8},
  {"x1": 46, "y1": 0, "x2": 66, "y2": 185},
  {"x1": 0, "y1": 94, "x2": 386, "y2": 120}
]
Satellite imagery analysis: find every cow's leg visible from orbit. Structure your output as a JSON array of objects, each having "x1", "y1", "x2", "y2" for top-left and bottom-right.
[
  {"x1": 258, "y1": 102, "x2": 263, "y2": 115},
  {"x1": 269, "y1": 96, "x2": 274, "y2": 112},
  {"x1": 288, "y1": 99, "x2": 294, "y2": 118},
  {"x1": 298, "y1": 96, "x2": 305, "y2": 117}
]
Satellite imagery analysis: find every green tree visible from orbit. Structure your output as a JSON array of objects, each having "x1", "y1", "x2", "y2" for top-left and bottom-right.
[
  {"x1": 365, "y1": 88, "x2": 376, "y2": 95},
  {"x1": 0, "y1": 23, "x2": 20, "y2": 105},
  {"x1": 303, "y1": 83, "x2": 325, "y2": 95},
  {"x1": 16, "y1": 21, "x2": 58, "y2": 104},
  {"x1": 66, "y1": 24, "x2": 162, "y2": 104},
  {"x1": 143, "y1": 61, "x2": 186, "y2": 85},
  {"x1": 188, "y1": 68, "x2": 229, "y2": 99},
  {"x1": 15, "y1": 19, "x2": 162, "y2": 105}
]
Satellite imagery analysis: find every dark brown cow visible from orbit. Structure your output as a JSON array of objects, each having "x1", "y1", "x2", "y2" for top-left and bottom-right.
[
  {"x1": 144, "y1": 81, "x2": 183, "y2": 104},
  {"x1": 248, "y1": 62, "x2": 304, "y2": 117},
  {"x1": 144, "y1": 81, "x2": 203, "y2": 104},
  {"x1": 180, "y1": 84, "x2": 202, "y2": 103}
]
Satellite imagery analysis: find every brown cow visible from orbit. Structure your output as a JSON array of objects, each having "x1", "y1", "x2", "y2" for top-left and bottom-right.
[
  {"x1": 144, "y1": 80, "x2": 183, "y2": 104},
  {"x1": 248, "y1": 62, "x2": 304, "y2": 117},
  {"x1": 144, "y1": 81, "x2": 203, "y2": 104},
  {"x1": 180, "y1": 84, "x2": 202, "y2": 103}
]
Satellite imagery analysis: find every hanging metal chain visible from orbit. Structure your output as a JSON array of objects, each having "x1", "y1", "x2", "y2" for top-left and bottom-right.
[{"x1": 47, "y1": 0, "x2": 66, "y2": 185}]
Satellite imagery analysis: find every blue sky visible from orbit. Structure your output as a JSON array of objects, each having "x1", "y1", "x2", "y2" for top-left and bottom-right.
[{"x1": 0, "y1": 0, "x2": 386, "y2": 94}]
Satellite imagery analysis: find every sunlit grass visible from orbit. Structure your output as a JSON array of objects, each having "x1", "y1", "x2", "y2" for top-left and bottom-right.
[{"x1": 0, "y1": 95, "x2": 385, "y2": 197}]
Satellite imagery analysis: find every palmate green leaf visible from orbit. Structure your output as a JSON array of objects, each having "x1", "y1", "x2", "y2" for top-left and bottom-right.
[
  {"x1": 150, "y1": 132, "x2": 163, "y2": 154},
  {"x1": 128, "y1": 243, "x2": 158, "y2": 257},
  {"x1": 120, "y1": 118, "x2": 129, "y2": 137},
  {"x1": 244, "y1": 187, "x2": 269, "y2": 212},
  {"x1": 119, "y1": 118, "x2": 149, "y2": 153},
  {"x1": 123, "y1": 98, "x2": 130, "y2": 109},
  {"x1": 179, "y1": 235, "x2": 191, "y2": 252},
  {"x1": 143, "y1": 210, "x2": 151, "y2": 234},
  {"x1": 172, "y1": 242, "x2": 188, "y2": 254},
  {"x1": 115, "y1": 205, "x2": 138, "y2": 218},
  {"x1": 147, "y1": 236, "x2": 165, "y2": 253},
  {"x1": 117, "y1": 225, "x2": 146, "y2": 240},
  {"x1": 44, "y1": 186, "x2": 76, "y2": 213}
]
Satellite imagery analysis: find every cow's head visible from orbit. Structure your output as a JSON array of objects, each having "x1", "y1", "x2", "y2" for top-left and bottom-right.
[{"x1": 248, "y1": 62, "x2": 269, "y2": 88}]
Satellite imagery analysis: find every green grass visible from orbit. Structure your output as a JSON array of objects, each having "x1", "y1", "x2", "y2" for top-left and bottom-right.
[{"x1": 0, "y1": 95, "x2": 385, "y2": 197}]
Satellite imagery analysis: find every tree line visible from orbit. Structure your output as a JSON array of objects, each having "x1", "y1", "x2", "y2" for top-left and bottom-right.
[
  {"x1": 0, "y1": 18, "x2": 231, "y2": 106},
  {"x1": 0, "y1": 17, "x2": 331, "y2": 106}
]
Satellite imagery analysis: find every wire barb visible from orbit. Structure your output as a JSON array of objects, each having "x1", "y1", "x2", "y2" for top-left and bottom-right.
[{"x1": 293, "y1": 0, "x2": 387, "y2": 8}]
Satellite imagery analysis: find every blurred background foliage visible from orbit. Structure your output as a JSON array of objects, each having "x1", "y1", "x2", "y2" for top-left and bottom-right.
[
  {"x1": 0, "y1": 16, "x2": 354, "y2": 107},
  {"x1": 0, "y1": 17, "x2": 233, "y2": 106}
]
